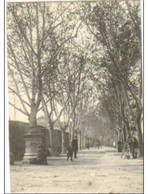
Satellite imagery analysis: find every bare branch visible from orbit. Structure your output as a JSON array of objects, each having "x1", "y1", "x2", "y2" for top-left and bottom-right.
[
  {"x1": 8, "y1": 39, "x2": 32, "y2": 103},
  {"x1": 8, "y1": 66, "x2": 30, "y2": 116},
  {"x1": 9, "y1": 102, "x2": 29, "y2": 117},
  {"x1": 8, "y1": 87, "x2": 30, "y2": 107}
]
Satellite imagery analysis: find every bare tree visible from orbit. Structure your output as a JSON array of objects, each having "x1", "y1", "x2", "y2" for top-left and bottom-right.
[{"x1": 7, "y1": 2, "x2": 78, "y2": 128}]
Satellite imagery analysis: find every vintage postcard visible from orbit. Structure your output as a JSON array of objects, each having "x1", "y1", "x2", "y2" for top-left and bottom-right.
[{"x1": 6, "y1": 0, "x2": 143, "y2": 193}]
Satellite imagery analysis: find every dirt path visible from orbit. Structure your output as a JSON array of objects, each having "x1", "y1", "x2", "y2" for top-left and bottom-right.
[{"x1": 10, "y1": 147, "x2": 143, "y2": 193}]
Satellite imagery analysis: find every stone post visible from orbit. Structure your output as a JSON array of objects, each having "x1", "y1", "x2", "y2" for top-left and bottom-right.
[{"x1": 23, "y1": 126, "x2": 43, "y2": 164}]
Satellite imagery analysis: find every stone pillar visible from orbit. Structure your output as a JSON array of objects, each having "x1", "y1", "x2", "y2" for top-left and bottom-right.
[
  {"x1": 23, "y1": 127, "x2": 43, "y2": 164},
  {"x1": 64, "y1": 132, "x2": 70, "y2": 153},
  {"x1": 61, "y1": 130, "x2": 65, "y2": 154},
  {"x1": 84, "y1": 137, "x2": 86, "y2": 149},
  {"x1": 81, "y1": 135, "x2": 84, "y2": 150},
  {"x1": 78, "y1": 133, "x2": 81, "y2": 150}
]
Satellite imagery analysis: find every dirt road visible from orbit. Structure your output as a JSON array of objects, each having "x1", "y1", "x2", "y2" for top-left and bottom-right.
[{"x1": 10, "y1": 147, "x2": 143, "y2": 193}]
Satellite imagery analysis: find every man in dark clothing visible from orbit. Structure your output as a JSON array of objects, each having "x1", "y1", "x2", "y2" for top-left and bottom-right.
[
  {"x1": 67, "y1": 143, "x2": 73, "y2": 161},
  {"x1": 86, "y1": 142, "x2": 90, "y2": 150},
  {"x1": 97, "y1": 139, "x2": 101, "y2": 148},
  {"x1": 37, "y1": 144, "x2": 48, "y2": 165},
  {"x1": 72, "y1": 136, "x2": 78, "y2": 158},
  {"x1": 129, "y1": 137, "x2": 139, "y2": 159},
  {"x1": 117, "y1": 140, "x2": 123, "y2": 152}
]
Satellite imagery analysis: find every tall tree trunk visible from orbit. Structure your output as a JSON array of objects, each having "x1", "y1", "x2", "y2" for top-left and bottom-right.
[
  {"x1": 79, "y1": 131, "x2": 82, "y2": 150},
  {"x1": 49, "y1": 122, "x2": 54, "y2": 148},
  {"x1": 61, "y1": 130, "x2": 65, "y2": 154},
  {"x1": 122, "y1": 125, "x2": 127, "y2": 143},
  {"x1": 137, "y1": 115, "x2": 143, "y2": 157},
  {"x1": 29, "y1": 100, "x2": 37, "y2": 127}
]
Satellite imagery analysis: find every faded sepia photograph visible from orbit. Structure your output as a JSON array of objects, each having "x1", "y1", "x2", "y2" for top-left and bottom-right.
[{"x1": 7, "y1": 0, "x2": 143, "y2": 193}]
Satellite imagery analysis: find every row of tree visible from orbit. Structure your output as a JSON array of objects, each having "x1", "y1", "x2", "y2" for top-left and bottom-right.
[
  {"x1": 7, "y1": 1, "x2": 143, "y2": 155},
  {"x1": 78, "y1": 0, "x2": 143, "y2": 155}
]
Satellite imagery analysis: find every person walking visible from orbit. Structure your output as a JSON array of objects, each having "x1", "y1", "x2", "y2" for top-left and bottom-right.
[
  {"x1": 130, "y1": 137, "x2": 139, "y2": 159},
  {"x1": 86, "y1": 142, "x2": 90, "y2": 150},
  {"x1": 72, "y1": 136, "x2": 78, "y2": 158},
  {"x1": 117, "y1": 140, "x2": 123, "y2": 152},
  {"x1": 67, "y1": 142, "x2": 73, "y2": 161}
]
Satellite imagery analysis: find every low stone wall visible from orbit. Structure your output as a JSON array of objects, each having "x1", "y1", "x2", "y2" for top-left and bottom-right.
[
  {"x1": 9, "y1": 121, "x2": 70, "y2": 160},
  {"x1": 9, "y1": 121, "x2": 49, "y2": 161},
  {"x1": 9, "y1": 121, "x2": 28, "y2": 160}
]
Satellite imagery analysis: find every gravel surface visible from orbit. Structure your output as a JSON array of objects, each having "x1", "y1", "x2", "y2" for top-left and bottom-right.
[{"x1": 10, "y1": 147, "x2": 143, "y2": 193}]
